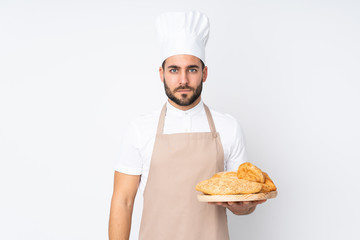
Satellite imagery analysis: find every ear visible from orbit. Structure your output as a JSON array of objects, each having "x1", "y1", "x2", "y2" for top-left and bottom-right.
[
  {"x1": 202, "y1": 66, "x2": 208, "y2": 83},
  {"x1": 159, "y1": 67, "x2": 164, "y2": 83}
]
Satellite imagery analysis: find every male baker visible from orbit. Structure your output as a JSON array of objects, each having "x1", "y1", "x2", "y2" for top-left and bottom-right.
[{"x1": 109, "y1": 10, "x2": 266, "y2": 240}]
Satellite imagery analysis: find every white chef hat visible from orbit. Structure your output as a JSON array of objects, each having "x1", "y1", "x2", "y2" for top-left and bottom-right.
[{"x1": 156, "y1": 10, "x2": 210, "y2": 64}]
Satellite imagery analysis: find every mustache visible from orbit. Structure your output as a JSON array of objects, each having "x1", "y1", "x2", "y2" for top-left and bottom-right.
[{"x1": 174, "y1": 85, "x2": 195, "y2": 92}]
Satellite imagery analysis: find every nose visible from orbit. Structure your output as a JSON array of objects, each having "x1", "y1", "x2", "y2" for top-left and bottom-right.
[{"x1": 179, "y1": 70, "x2": 189, "y2": 85}]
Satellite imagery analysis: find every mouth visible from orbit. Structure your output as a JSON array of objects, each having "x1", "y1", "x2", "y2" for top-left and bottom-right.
[
  {"x1": 177, "y1": 89, "x2": 191, "y2": 93},
  {"x1": 176, "y1": 88, "x2": 192, "y2": 93}
]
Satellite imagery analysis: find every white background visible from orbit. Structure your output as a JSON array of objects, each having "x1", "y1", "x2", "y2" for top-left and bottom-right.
[{"x1": 1, "y1": 0, "x2": 359, "y2": 239}]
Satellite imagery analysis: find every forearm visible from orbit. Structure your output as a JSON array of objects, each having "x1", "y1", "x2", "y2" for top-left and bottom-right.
[{"x1": 109, "y1": 198, "x2": 133, "y2": 240}]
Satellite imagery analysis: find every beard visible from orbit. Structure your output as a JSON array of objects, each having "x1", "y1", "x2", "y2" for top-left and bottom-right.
[{"x1": 163, "y1": 78, "x2": 203, "y2": 106}]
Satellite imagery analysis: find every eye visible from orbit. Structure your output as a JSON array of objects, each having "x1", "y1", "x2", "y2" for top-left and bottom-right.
[
  {"x1": 189, "y1": 69, "x2": 197, "y2": 73},
  {"x1": 169, "y1": 69, "x2": 178, "y2": 73}
]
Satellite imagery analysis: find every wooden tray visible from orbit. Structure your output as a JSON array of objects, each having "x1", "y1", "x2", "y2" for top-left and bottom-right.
[{"x1": 197, "y1": 191, "x2": 278, "y2": 202}]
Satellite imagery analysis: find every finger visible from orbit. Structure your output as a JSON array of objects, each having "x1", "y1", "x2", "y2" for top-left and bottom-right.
[
  {"x1": 208, "y1": 202, "x2": 223, "y2": 206},
  {"x1": 221, "y1": 203, "x2": 231, "y2": 208},
  {"x1": 230, "y1": 201, "x2": 245, "y2": 207},
  {"x1": 247, "y1": 200, "x2": 266, "y2": 208},
  {"x1": 215, "y1": 202, "x2": 225, "y2": 207}
]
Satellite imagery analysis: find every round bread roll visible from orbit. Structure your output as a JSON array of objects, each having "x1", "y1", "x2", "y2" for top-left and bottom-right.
[{"x1": 237, "y1": 162, "x2": 265, "y2": 183}]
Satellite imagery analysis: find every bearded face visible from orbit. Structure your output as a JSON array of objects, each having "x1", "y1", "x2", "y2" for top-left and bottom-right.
[
  {"x1": 160, "y1": 55, "x2": 207, "y2": 108},
  {"x1": 163, "y1": 78, "x2": 203, "y2": 106}
]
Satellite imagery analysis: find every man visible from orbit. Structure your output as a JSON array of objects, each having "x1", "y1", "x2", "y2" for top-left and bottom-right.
[{"x1": 109, "y1": 11, "x2": 266, "y2": 240}]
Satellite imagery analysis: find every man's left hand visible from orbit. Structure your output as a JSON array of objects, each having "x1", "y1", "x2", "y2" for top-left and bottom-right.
[{"x1": 208, "y1": 200, "x2": 267, "y2": 215}]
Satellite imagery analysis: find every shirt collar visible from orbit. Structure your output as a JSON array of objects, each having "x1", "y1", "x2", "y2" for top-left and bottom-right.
[{"x1": 166, "y1": 99, "x2": 204, "y2": 117}]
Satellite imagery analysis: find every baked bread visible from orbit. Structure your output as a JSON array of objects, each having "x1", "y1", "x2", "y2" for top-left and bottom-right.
[
  {"x1": 195, "y1": 162, "x2": 276, "y2": 195},
  {"x1": 260, "y1": 172, "x2": 277, "y2": 192},
  {"x1": 195, "y1": 177, "x2": 262, "y2": 195},
  {"x1": 237, "y1": 162, "x2": 265, "y2": 183},
  {"x1": 212, "y1": 171, "x2": 238, "y2": 179}
]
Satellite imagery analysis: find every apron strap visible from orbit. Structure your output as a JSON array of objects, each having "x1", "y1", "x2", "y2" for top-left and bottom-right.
[
  {"x1": 203, "y1": 104, "x2": 217, "y2": 133},
  {"x1": 156, "y1": 103, "x2": 167, "y2": 134},
  {"x1": 156, "y1": 102, "x2": 217, "y2": 134}
]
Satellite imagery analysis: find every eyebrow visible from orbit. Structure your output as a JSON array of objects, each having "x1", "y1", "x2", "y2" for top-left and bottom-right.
[
  {"x1": 187, "y1": 65, "x2": 200, "y2": 69},
  {"x1": 167, "y1": 65, "x2": 179, "y2": 69},
  {"x1": 167, "y1": 65, "x2": 200, "y2": 69}
]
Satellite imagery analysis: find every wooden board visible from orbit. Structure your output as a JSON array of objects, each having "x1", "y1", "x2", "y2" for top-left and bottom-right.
[{"x1": 197, "y1": 191, "x2": 278, "y2": 202}]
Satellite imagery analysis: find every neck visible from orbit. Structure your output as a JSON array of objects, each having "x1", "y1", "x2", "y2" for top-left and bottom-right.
[{"x1": 168, "y1": 97, "x2": 202, "y2": 111}]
